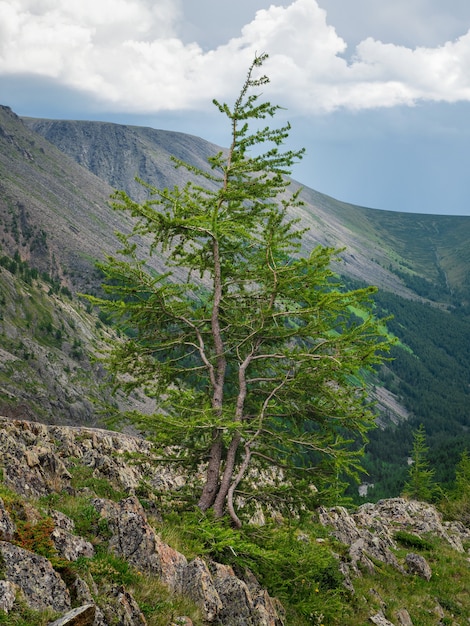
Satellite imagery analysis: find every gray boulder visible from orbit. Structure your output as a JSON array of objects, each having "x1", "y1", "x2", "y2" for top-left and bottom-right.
[
  {"x1": 405, "y1": 553, "x2": 432, "y2": 581},
  {"x1": 369, "y1": 611, "x2": 396, "y2": 625},
  {"x1": 0, "y1": 541, "x2": 71, "y2": 612},
  {"x1": 0, "y1": 580, "x2": 18, "y2": 613}
]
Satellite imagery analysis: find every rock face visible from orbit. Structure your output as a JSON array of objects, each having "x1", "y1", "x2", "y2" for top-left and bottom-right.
[
  {"x1": 318, "y1": 496, "x2": 470, "y2": 604},
  {"x1": 1, "y1": 416, "x2": 469, "y2": 626},
  {"x1": 0, "y1": 497, "x2": 16, "y2": 540},
  {"x1": 92, "y1": 496, "x2": 283, "y2": 625},
  {"x1": 404, "y1": 553, "x2": 432, "y2": 581},
  {"x1": 0, "y1": 415, "x2": 186, "y2": 500},
  {"x1": 0, "y1": 541, "x2": 71, "y2": 612},
  {"x1": 92, "y1": 496, "x2": 189, "y2": 592},
  {"x1": 0, "y1": 417, "x2": 284, "y2": 625}
]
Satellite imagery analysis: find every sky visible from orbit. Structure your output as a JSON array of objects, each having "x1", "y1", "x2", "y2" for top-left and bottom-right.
[{"x1": 1, "y1": 1, "x2": 470, "y2": 216}]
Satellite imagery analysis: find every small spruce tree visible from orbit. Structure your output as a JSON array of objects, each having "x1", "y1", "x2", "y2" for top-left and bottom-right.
[
  {"x1": 445, "y1": 449, "x2": 470, "y2": 524},
  {"x1": 88, "y1": 54, "x2": 392, "y2": 525},
  {"x1": 454, "y1": 449, "x2": 470, "y2": 497},
  {"x1": 403, "y1": 424, "x2": 436, "y2": 502}
]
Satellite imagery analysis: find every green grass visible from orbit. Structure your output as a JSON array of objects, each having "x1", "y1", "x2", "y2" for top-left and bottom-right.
[
  {"x1": 67, "y1": 461, "x2": 128, "y2": 501},
  {"x1": 340, "y1": 538, "x2": 470, "y2": 625},
  {"x1": 0, "y1": 602, "x2": 58, "y2": 626}
]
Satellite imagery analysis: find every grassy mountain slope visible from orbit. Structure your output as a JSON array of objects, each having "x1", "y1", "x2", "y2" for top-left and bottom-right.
[
  {"x1": 298, "y1": 186, "x2": 470, "y2": 306},
  {"x1": 1, "y1": 107, "x2": 470, "y2": 496}
]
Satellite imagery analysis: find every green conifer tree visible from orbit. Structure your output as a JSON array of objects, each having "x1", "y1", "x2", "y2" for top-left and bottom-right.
[
  {"x1": 447, "y1": 449, "x2": 470, "y2": 524},
  {"x1": 88, "y1": 54, "x2": 392, "y2": 525},
  {"x1": 403, "y1": 424, "x2": 436, "y2": 502},
  {"x1": 455, "y1": 449, "x2": 470, "y2": 497}
]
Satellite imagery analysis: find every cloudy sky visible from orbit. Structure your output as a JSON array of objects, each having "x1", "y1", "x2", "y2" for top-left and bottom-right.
[{"x1": 1, "y1": 0, "x2": 470, "y2": 216}]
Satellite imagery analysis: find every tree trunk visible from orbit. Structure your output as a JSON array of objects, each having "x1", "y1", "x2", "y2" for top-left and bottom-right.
[
  {"x1": 198, "y1": 430, "x2": 223, "y2": 511},
  {"x1": 213, "y1": 432, "x2": 241, "y2": 518},
  {"x1": 227, "y1": 444, "x2": 252, "y2": 528}
]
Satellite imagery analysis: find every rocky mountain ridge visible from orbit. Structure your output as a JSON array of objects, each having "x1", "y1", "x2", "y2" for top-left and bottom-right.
[
  {"x1": 23, "y1": 115, "x2": 470, "y2": 305},
  {"x1": 1, "y1": 416, "x2": 469, "y2": 625}
]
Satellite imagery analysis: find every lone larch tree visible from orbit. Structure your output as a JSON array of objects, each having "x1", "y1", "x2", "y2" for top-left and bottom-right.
[{"x1": 89, "y1": 54, "x2": 392, "y2": 526}]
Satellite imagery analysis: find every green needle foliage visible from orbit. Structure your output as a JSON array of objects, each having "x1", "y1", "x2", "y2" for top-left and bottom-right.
[
  {"x1": 88, "y1": 54, "x2": 392, "y2": 525},
  {"x1": 403, "y1": 424, "x2": 436, "y2": 502}
]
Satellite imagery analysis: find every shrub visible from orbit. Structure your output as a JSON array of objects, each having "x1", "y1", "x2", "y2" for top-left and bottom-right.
[{"x1": 393, "y1": 530, "x2": 434, "y2": 551}]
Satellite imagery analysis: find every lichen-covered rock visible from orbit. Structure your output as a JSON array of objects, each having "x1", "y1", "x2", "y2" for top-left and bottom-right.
[
  {"x1": 243, "y1": 568, "x2": 285, "y2": 626},
  {"x1": 51, "y1": 509, "x2": 76, "y2": 532},
  {"x1": 318, "y1": 506, "x2": 404, "y2": 576},
  {"x1": 182, "y1": 558, "x2": 223, "y2": 622},
  {"x1": 103, "y1": 586, "x2": 147, "y2": 626},
  {"x1": 92, "y1": 496, "x2": 188, "y2": 592},
  {"x1": 47, "y1": 603, "x2": 96, "y2": 626},
  {"x1": 210, "y1": 562, "x2": 261, "y2": 626},
  {"x1": 0, "y1": 580, "x2": 18, "y2": 613},
  {"x1": 355, "y1": 498, "x2": 468, "y2": 553},
  {"x1": 0, "y1": 497, "x2": 16, "y2": 540},
  {"x1": 0, "y1": 417, "x2": 187, "y2": 499},
  {"x1": 395, "y1": 608, "x2": 413, "y2": 625},
  {"x1": 0, "y1": 418, "x2": 285, "y2": 626},
  {"x1": 319, "y1": 497, "x2": 470, "y2": 581},
  {"x1": 0, "y1": 541, "x2": 71, "y2": 612},
  {"x1": 405, "y1": 552, "x2": 432, "y2": 581},
  {"x1": 369, "y1": 611, "x2": 396, "y2": 625},
  {"x1": 48, "y1": 510, "x2": 95, "y2": 561},
  {"x1": 51, "y1": 525, "x2": 95, "y2": 561}
]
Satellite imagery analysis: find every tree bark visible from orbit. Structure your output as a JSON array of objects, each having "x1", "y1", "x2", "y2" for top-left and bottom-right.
[
  {"x1": 227, "y1": 444, "x2": 252, "y2": 528},
  {"x1": 213, "y1": 431, "x2": 242, "y2": 518},
  {"x1": 198, "y1": 430, "x2": 223, "y2": 511},
  {"x1": 199, "y1": 236, "x2": 226, "y2": 512},
  {"x1": 213, "y1": 354, "x2": 251, "y2": 519}
]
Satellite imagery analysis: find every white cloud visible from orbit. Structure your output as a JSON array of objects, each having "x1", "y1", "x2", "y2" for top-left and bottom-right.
[
  {"x1": 349, "y1": 34, "x2": 470, "y2": 105},
  {"x1": 317, "y1": 0, "x2": 470, "y2": 49},
  {"x1": 1, "y1": 0, "x2": 470, "y2": 114}
]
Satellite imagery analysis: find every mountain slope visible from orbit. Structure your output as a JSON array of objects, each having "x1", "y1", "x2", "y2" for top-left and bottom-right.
[
  {"x1": 23, "y1": 117, "x2": 220, "y2": 204},
  {"x1": 1, "y1": 106, "x2": 470, "y2": 496},
  {"x1": 24, "y1": 117, "x2": 470, "y2": 307}
]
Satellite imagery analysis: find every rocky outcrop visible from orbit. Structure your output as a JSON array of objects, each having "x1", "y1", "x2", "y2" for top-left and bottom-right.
[
  {"x1": 0, "y1": 497, "x2": 16, "y2": 540},
  {"x1": 1, "y1": 416, "x2": 469, "y2": 626},
  {"x1": 91, "y1": 495, "x2": 283, "y2": 625},
  {"x1": 0, "y1": 417, "x2": 284, "y2": 625},
  {"x1": 92, "y1": 496, "x2": 189, "y2": 592},
  {"x1": 50, "y1": 510, "x2": 95, "y2": 561},
  {"x1": 0, "y1": 416, "x2": 187, "y2": 499},
  {"x1": 319, "y1": 497, "x2": 470, "y2": 579},
  {"x1": 0, "y1": 581, "x2": 18, "y2": 613},
  {"x1": 318, "y1": 496, "x2": 470, "y2": 624},
  {"x1": 48, "y1": 604, "x2": 96, "y2": 626},
  {"x1": 316, "y1": 498, "x2": 470, "y2": 626}
]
